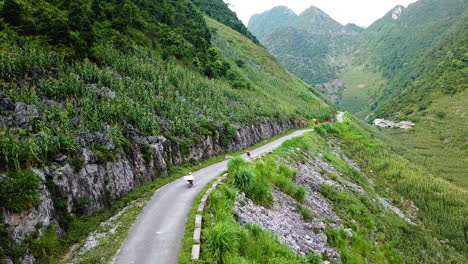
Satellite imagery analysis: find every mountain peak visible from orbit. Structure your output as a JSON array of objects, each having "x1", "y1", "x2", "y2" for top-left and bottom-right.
[
  {"x1": 248, "y1": 6, "x2": 297, "y2": 41},
  {"x1": 294, "y1": 5, "x2": 344, "y2": 32},
  {"x1": 299, "y1": 6, "x2": 330, "y2": 18},
  {"x1": 270, "y1": 6, "x2": 296, "y2": 15}
]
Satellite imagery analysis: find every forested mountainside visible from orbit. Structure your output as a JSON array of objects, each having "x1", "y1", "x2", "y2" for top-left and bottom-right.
[
  {"x1": 361, "y1": 0, "x2": 468, "y2": 118},
  {"x1": 0, "y1": 0, "x2": 332, "y2": 262},
  {"x1": 353, "y1": 0, "x2": 468, "y2": 189},
  {"x1": 248, "y1": 6, "x2": 361, "y2": 102},
  {"x1": 248, "y1": 0, "x2": 467, "y2": 189}
]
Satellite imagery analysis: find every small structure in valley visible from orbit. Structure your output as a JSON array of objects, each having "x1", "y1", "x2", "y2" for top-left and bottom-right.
[{"x1": 373, "y1": 119, "x2": 415, "y2": 130}]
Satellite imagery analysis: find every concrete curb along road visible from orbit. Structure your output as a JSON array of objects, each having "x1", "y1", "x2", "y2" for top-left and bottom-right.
[
  {"x1": 113, "y1": 129, "x2": 314, "y2": 264},
  {"x1": 191, "y1": 174, "x2": 227, "y2": 260}
]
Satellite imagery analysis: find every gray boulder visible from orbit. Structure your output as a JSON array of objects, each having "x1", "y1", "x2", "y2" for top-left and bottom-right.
[
  {"x1": 14, "y1": 102, "x2": 38, "y2": 130},
  {"x1": 0, "y1": 91, "x2": 15, "y2": 111}
]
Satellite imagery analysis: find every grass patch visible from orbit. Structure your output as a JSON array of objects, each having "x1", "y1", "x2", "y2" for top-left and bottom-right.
[{"x1": 0, "y1": 169, "x2": 41, "y2": 213}]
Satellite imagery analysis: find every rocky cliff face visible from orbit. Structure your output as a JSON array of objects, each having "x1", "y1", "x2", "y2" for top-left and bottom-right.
[{"x1": 1, "y1": 119, "x2": 303, "y2": 245}]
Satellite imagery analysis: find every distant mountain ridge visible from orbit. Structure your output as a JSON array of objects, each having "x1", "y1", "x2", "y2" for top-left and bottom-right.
[
  {"x1": 248, "y1": 6, "x2": 297, "y2": 41},
  {"x1": 248, "y1": 6, "x2": 361, "y2": 102}
]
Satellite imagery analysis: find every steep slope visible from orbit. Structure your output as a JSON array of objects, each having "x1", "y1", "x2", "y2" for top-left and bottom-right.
[
  {"x1": 248, "y1": 6, "x2": 361, "y2": 102},
  {"x1": 0, "y1": 1, "x2": 332, "y2": 263},
  {"x1": 361, "y1": 0, "x2": 468, "y2": 118},
  {"x1": 253, "y1": 0, "x2": 467, "y2": 189},
  {"x1": 348, "y1": 0, "x2": 468, "y2": 189},
  {"x1": 185, "y1": 116, "x2": 467, "y2": 263}
]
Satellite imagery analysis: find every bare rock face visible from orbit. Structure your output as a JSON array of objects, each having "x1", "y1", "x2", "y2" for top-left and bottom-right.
[
  {"x1": 14, "y1": 103, "x2": 38, "y2": 131},
  {"x1": 20, "y1": 250, "x2": 35, "y2": 264},
  {"x1": 235, "y1": 190, "x2": 339, "y2": 260},
  {"x1": 0, "y1": 91, "x2": 15, "y2": 111}
]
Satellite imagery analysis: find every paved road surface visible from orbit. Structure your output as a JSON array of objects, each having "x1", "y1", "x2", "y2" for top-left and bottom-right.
[{"x1": 113, "y1": 129, "x2": 314, "y2": 264}]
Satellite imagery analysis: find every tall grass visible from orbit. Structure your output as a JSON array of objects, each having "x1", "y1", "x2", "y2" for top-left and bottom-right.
[
  {"x1": 202, "y1": 185, "x2": 312, "y2": 264},
  {"x1": 315, "y1": 119, "x2": 468, "y2": 261}
]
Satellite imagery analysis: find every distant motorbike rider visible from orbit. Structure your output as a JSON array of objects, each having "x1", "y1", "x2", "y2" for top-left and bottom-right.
[{"x1": 184, "y1": 172, "x2": 194, "y2": 186}]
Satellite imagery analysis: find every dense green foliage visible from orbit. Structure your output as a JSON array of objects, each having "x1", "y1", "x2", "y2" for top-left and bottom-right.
[
  {"x1": 191, "y1": 0, "x2": 259, "y2": 44},
  {"x1": 0, "y1": 169, "x2": 40, "y2": 213},
  {"x1": 0, "y1": 0, "x2": 211, "y2": 61},
  {"x1": 361, "y1": 0, "x2": 468, "y2": 118},
  {"x1": 0, "y1": 17, "x2": 331, "y2": 171}
]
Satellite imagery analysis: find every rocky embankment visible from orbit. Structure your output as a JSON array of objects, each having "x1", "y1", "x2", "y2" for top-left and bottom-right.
[
  {"x1": 234, "y1": 137, "x2": 418, "y2": 262},
  {"x1": 0, "y1": 90, "x2": 304, "y2": 256}
]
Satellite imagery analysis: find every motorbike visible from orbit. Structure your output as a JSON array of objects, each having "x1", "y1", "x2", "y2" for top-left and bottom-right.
[{"x1": 184, "y1": 174, "x2": 194, "y2": 187}]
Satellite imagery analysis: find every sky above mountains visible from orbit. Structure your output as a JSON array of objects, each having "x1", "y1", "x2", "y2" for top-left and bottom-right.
[{"x1": 226, "y1": 0, "x2": 417, "y2": 27}]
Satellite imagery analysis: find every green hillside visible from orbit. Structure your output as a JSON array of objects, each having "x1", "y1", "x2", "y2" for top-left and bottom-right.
[
  {"x1": 0, "y1": 0, "x2": 331, "y2": 172},
  {"x1": 346, "y1": 0, "x2": 468, "y2": 189},
  {"x1": 361, "y1": 0, "x2": 468, "y2": 118},
  {"x1": 181, "y1": 116, "x2": 468, "y2": 263},
  {"x1": 0, "y1": 0, "x2": 332, "y2": 262}
]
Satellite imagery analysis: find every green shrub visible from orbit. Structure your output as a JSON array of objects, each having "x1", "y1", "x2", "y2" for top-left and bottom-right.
[
  {"x1": 30, "y1": 226, "x2": 63, "y2": 259},
  {"x1": 297, "y1": 206, "x2": 316, "y2": 222},
  {"x1": 279, "y1": 164, "x2": 296, "y2": 179},
  {"x1": 140, "y1": 144, "x2": 153, "y2": 163},
  {"x1": 232, "y1": 166, "x2": 256, "y2": 193},
  {"x1": 326, "y1": 228, "x2": 348, "y2": 249},
  {"x1": 435, "y1": 111, "x2": 447, "y2": 119},
  {"x1": 206, "y1": 222, "x2": 240, "y2": 263},
  {"x1": 249, "y1": 178, "x2": 273, "y2": 207},
  {"x1": 92, "y1": 145, "x2": 115, "y2": 164},
  {"x1": 0, "y1": 169, "x2": 41, "y2": 213},
  {"x1": 304, "y1": 253, "x2": 322, "y2": 264},
  {"x1": 293, "y1": 187, "x2": 307, "y2": 203},
  {"x1": 315, "y1": 122, "x2": 339, "y2": 137},
  {"x1": 228, "y1": 156, "x2": 248, "y2": 173}
]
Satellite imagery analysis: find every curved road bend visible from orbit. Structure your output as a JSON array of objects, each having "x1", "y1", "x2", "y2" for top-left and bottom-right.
[{"x1": 113, "y1": 129, "x2": 314, "y2": 264}]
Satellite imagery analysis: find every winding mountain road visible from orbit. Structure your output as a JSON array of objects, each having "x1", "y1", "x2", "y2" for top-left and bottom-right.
[{"x1": 113, "y1": 129, "x2": 314, "y2": 264}]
